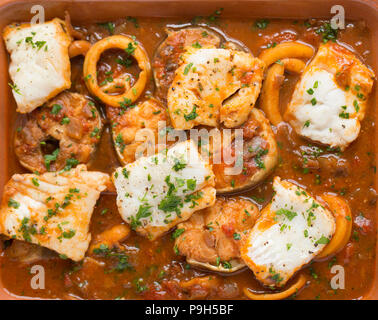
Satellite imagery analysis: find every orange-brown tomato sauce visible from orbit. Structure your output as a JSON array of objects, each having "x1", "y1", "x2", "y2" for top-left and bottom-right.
[{"x1": 1, "y1": 16, "x2": 376, "y2": 300}]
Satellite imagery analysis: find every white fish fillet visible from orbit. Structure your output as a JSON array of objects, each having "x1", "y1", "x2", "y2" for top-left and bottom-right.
[
  {"x1": 3, "y1": 18, "x2": 71, "y2": 113},
  {"x1": 168, "y1": 46, "x2": 265, "y2": 129},
  {"x1": 285, "y1": 42, "x2": 375, "y2": 150},
  {"x1": 241, "y1": 177, "x2": 336, "y2": 287},
  {"x1": 113, "y1": 140, "x2": 216, "y2": 240},
  {"x1": 0, "y1": 165, "x2": 110, "y2": 261}
]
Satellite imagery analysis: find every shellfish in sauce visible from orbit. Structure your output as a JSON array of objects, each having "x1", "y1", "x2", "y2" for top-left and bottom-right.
[{"x1": 0, "y1": 15, "x2": 376, "y2": 300}]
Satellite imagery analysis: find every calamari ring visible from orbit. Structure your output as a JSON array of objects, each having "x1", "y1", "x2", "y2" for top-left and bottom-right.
[
  {"x1": 243, "y1": 274, "x2": 307, "y2": 300},
  {"x1": 258, "y1": 41, "x2": 315, "y2": 67},
  {"x1": 83, "y1": 35, "x2": 151, "y2": 107},
  {"x1": 260, "y1": 58, "x2": 306, "y2": 126},
  {"x1": 316, "y1": 194, "x2": 352, "y2": 259},
  {"x1": 282, "y1": 58, "x2": 306, "y2": 73},
  {"x1": 69, "y1": 40, "x2": 91, "y2": 58}
]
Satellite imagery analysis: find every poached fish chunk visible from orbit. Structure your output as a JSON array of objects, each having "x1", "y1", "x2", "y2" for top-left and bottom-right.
[
  {"x1": 3, "y1": 18, "x2": 71, "y2": 113},
  {"x1": 241, "y1": 177, "x2": 336, "y2": 287},
  {"x1": 0, "y1": 165, "x2": 110, "y2": 261},
  {"x1": 168, "y1": 47, "x2": 265, "y2": 129},
  {"x1": 113, "y1": 140, "x2": 216, "y2": 240},
  {"x1": 285, "y1": 43, "x2": 375, "y2": 151}
]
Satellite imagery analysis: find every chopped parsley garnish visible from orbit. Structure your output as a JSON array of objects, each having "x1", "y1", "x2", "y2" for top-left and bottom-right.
[
  {"x1": 183, "y1": 62, "x2": 193, "y2": 75},
  {"x1": 233, "y1": 233, "x2": 241, "y2": 240},
  {"x1": 171, "y1": 228, "x2": 185, "y2": 239},
  {"x1": 134, "y1": 278, "x2": 148, "y2": 293},
  {"x1": 184, "y1": 105, "x2": 198, "y2": 121},
  {"x1": 316, "y1": 22, "x2": 338, "y2": 43},
  {"x1": 316, "y1": 235, "x2": 330, "y2": 245},
  {"x1": 192, "y1": 41, "x2": 202, "y2": 48},
  {"x1": 35, "y1": 40, "x2": 46, "y2": 50},
  {"x1": 51, "y1": 104, "x2": 62, "y2": 115},
  {"x1": 21, "y1": 33, "x2": 47, "y2": 51},
  {"x1": 276, "y1": 208, "x2": 297, "y2": 221},
  {"x1": 267, "y1": 42, "x2": 277, "y2": 48},
  {"x1": 62, "y1": 229, "x2": 76, "y2": 239},
  {"x1": 31, "y1": 177, "x2": 39, "y2": 187},
  {"x1": 269, "y1": 268, "x2": 283, "y2": 283},
  {"x1": 8, "y1": 198, "x2": 20, "y2": 209},
  {"x1": 222, "y1": 261, "x2": 232, "y2": 269},
  {"x1": 18, "y1": 217, "x2": 36, "y2": 242},
  {"x1": 90, "y1": 127, "x2": 100, "y2": 138},
  {"x1": 97, "y1": 22, "x2": 115, "y2": 34},
  {"x1": 122, "y1": 168, "x2": 129, "y2": 178},
  {"x1": 205, "y1": 8, "x2": 223, "y2": 24},
  {"x1": 186, "y1": 179, "x2": 196, "y2": 191},
  {"x1": 115, "y1": 134, "x2": 126, "y2": 153},
  {"x1": 130, "y1": 204, "x2": 152, "y2": 230},
  {"x1": 63, "y1": 158, "x2": 79, "y2": 171},
  {"x1": 125, "y1": 42, "x2": 137, "y2": 55},
  {"x1": 127, "y1": 16, "x2": 139, "y2": 28},
  {"x1": 158, "y1": 194, "x2": 183, "y2": 215},
  {"x1": 172, "y1": 158, "x2": 186, "y2": 171},
  {"x1": 250, "y1": 196, "x2": 265, "y2": 204},
  {"x1": 61, "y1": 117, "x2": 70, "y2": 125},
  {"x1": 353, "y1": 100, "x2": 360, "y2": 112},
  {"x1": 44, "y1": 148, "x2": 60, "y2": 171},
  {"x1": 93, "y1": 244, "x2": 134, "y2": 272},
  {"x1": 254, "y1": 19, "x2": 270, "y2": 29},
  {"x1": 8, "y1": 82, "x2": 21, "y2": 95},
  {"x1": 184, "y1": 192, "x2": 203, "y2": 208},
  {"x1": 116, "y1": 57, "x2": 132, "y2": 67},
  {"x1": 339, "y1": 111, "x2": 349, "y2": 119},
  {"x1": 254, "y1": 148, "x2": 269, "y2": 169}
]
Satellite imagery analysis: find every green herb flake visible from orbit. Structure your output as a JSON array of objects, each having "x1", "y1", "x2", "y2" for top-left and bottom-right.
[
  {"x1": 31, "y1": 177, "x2": 39, "y2": 187},
  {"x1": 276, "y1": 208, "x2": 297, "y2": 221},
  {"x1": 8, "y1": 198, "x2": 20, "y2": 209}
]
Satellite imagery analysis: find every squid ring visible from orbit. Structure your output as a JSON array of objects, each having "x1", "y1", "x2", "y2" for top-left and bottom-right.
[
  {"x1": 316, "y1": 194, "x2": 352, "y2": 259},
  {"x1": 69, "y1": 40, "x2": 91, "y2": 58},
  {"x1": 83, "y1": 35, "x2": 151, "y2": 107},
  {"x1": 258, "y1": 41, "x2": 314, "y2": 67},
  {"x1": 260, "y1": 58, "x2": 306, "y2": 126},
  {"x1": 243, "y1": 274, "x2": 307, "y2": 300}
]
